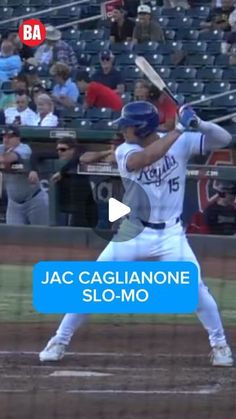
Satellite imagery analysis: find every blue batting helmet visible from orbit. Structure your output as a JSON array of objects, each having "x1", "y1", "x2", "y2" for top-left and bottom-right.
[{"x1": 113, "y1": 101, "x2": 159, "y2": 138}]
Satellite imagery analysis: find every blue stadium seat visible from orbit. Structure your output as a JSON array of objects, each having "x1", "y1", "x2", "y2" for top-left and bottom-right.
[
  {"x1": 0, "y1": 7, "x2": 13, "y2": 18},
  {"x1": 186, "y1": 54, "x2": 215, "y2": 67},
  {"x1": 168, "y1": 16, "x2": 193, "y2": 30},
  {"x1": 123, "y1": 66, "x2": 143, "y2": 80},
  {"x1": 85, "y1": 40, "x2": 110, "y2": 54},
  {"x1": 1, "y1": 80, "x2": 12, "y2": 92},
  {"x1": 61, "y1": 107, "x2": 85, "y2": 121},
  {"x1": 157, "y1": 17, "x2": 169, "y2": 28},
  {"x1": 197, "y1": 67, "x2": 223, "y2": 81},
  {"x1": 61, "y1": 29, "x2": 80, "y2": 41},
  {"x1": 151, "y1": 6, "x2": 162, "y2": 19},
  {"x1": 78, "y1": 53, "x2": 92, "y2": 66},
  {"x1": 177, "y1": 81, "x2": 204, "y2": 95},
  {"x1": 175, "y1": 29, "x2": 199, "y2": 41},
  {"x1": 157, "y1": 67, "x2": 171, "y2": 80},
  {"x1": 161, "y1": 7, "x2": 185, "y2": 18},
  {"x1": 54, "y1": 6, "x2": 81, "y2": 18},
  {"x1": 171, "y1": 67, "x2": 197, "y2": 81},
  {"x1": 144, "y1": 54, "x2": 163, "y2": 66},
  {"x1": 7, "y1": 0, "x2": 29, "y2": 5},
  {"x1": 198, "y1": 30, "x2": 224, "y2": 41},
  {"x1": 111, "y1": 42, "x2": 133, "y2": 55},
  {"x1": 79, "y1": 29, "x2": 105, "y2": 42},
  {"x1": 164, "y1": 30, "x2": 176, "y2": 40},
  {"x1": 70, "y1": 40, "x2": 86, "y2": 53},
  {"x1": 182, "y1": 41, "x2": 207, "y2": 54},
  {"x1": 212, "y1": 94, "x2": 236, "y2": 108},
  {"x1": 206, "y1": 42, "x2": 222, "y2": 55},
  {"x1": 166, "y1": 81, "x2": 178, "y2": 94},
  {"x1": 68, "y1": 119, "x2": 93, "y2": 129},
  {"x1": 157, "y1": 41, "x2": 182, "y2": 55},
  {"x1": 13, "y1": 6, "x2": 36, "y2": 16},
  {"x1": 87, "y1": 108, "x2": 112, "y2": 121},
  {"x1": 37, "y1": 66, "x2": 50, "y2": 77},
  {"x1": 205, "y1": 81, "x2": 231, "y2": 94},
  {"x1": 116, "y1": 54, "x2": 136, "y2": 66},
  {"x1": 186, "y1": 6, "x2": 210, "y2": 19},
  {"x1": 91, "y1": 120, "x2": 115, "y2": 130},
  {"x1": 29, "y1": 0, "x2": 50, "y2": 5},
  {"x1": 222, "y1": 67, "x2": 236, "y2": 81},
  {"x1": 135, "y1": 42, "x2": 158, "y2": 55},
  {"x1": 215, "y1": 54, "x2": 230, "y2": 67}
]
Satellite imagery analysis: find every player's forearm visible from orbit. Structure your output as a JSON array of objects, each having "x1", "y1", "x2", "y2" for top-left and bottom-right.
[{"x1": 198, "y1": 120, "x2": 232, "y2": 151}]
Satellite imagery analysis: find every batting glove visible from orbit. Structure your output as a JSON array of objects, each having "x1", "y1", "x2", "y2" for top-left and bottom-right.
[{"x1": 177, "y1": 105, "x2": 200, "y2": 130}]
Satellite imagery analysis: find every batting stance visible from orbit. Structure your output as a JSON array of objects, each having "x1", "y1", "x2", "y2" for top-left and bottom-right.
[
  {"x1": 39, "y1": 102, "x2": 233, "y2": 367},
  {"x1": 0, "y1": 125, "x2": 48, "y2": 225}
]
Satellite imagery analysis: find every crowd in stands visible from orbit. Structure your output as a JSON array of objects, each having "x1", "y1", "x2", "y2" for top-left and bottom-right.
[{"x1": 0, "y1": 0, "x2": 235, "y2": 231}]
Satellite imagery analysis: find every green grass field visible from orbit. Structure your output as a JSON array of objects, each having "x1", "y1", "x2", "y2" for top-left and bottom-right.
[{"x1": 0, "y1": 264, "x2": 236, "y2": 324}]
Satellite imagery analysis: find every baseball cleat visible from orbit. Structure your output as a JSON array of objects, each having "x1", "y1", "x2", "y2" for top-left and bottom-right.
[
  {"x1": 39, "y1": 338, "x2": 66, "y2": 362},
  {"x1": 210, "y1": 345, "x2": 234, "y2": 367}
]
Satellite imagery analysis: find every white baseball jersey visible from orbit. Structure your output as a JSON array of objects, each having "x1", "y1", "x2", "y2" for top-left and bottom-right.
[{"x1": 115, "y1": 131, "x2": 204, "y2": 222}]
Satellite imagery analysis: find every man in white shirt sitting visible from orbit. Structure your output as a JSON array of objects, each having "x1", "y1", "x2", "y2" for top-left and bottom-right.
[{"x1": 4, "y1": 93, "x2": 36, "y2": 126}]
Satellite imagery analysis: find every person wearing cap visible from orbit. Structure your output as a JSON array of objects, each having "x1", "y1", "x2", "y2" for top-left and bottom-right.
[
  {"x1": 0, "y1": 125, "x2": 48, "y2": 225},
  {"x1": 132, "y1": 4, "x2": 164, "y2": 44},
  {"x1": 4, "y1": 93, "x2": 37, "y2": 126},
  {"x1": 203, "y1": 181, "x2": 236, "y2": 235},
  {"x1": 76, "y1": 70, "x2": 123, "y2": 111},
  {"x1": 92, "y1": 50, "x2": 125, "y2": 95},
  {"x1": 110, "y1": 5, "x2": 135, "y2": 43},
  {"x1": 50, "y1": 62, "x2": 79, "y2": 109},
  {"x1": 34, "y1": 25, "x2": 77, "y2": 70},
  {"x1": 0, "y1": 40, "x2": 22, "y2": 82}
]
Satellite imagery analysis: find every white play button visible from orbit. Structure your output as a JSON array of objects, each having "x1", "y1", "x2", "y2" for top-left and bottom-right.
[{"x1": 108, "y1": 197, "x2": 131, "y2": 223}]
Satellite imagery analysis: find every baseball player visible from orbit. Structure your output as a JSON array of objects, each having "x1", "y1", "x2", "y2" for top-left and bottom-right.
[
  {"x1": 39, "y1": 101, "x2": 233, "y2": 367},
  {"x1": 0, "y1": 125, "x2": 48, "y2": 225}
]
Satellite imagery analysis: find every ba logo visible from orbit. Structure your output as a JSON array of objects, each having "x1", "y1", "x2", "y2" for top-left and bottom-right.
[{"x1": 18, "y1": 19, "x2": 46, "y2": 47}]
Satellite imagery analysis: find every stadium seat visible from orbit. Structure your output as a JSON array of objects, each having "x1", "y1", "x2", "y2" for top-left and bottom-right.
[
  {"x1": 215, "y1": 54, "x2": 230, "y2": 67},
  {"x1": 77, "y1": 53, "x2": 92, "y2": 66},
  {"x1": 204, "y1": 81, "x2": 231, "y2": 94},
  {"x1": 37, "y1": 66, "x2": 50, "y2": 77},
  {"x1": 116, "y1": 54, "x2": 136, "y2": 66},
  {"x1": 182, "y1": 41, "x2": 207, "y2": 54},
  {"x1": 61, "y1": 29, "x2": 80, "y2": 41},
  {"x1": 186, "y1": 6, "x2": 210, "y2": 19},
  {"x1": 111, "y1": 42, "x2": 133, "y2": 55},
  {"x1": 157, "y1": 17, "x2": 169, "y2": 28},
  {"x1": 61, "y1": 107, "x2": 85, "y2": 121},
  {"x1": 123, "y1": 66, "x2": 143, "y2": 80},
  {"x1": 79, "y1": 29, "x2": 105, "y2": 42},
  {"x1": 0, "y1": 7, "x2": 13, "y2": 18},
  {"x1": 91, "y1": 120, "x2": 115, "y2": 130},
  {"x1": 175, "y1": 29, "x2": 199, "y2": 41},
  {"x1": 144, "y1": 54, "x2": 163, "y2": 66},
  {"x1": 164, "y1": 30, "x2": 176, "y2": 40},
  {"x1": 29, "y1": 0, "x2": 50, "y2": 5},
  {"x1": 85, "y1": 40, "x2": 110, "y2": 54},
  {"x1": 1, "y1": 80, "x2": 12, "y2": 93},
  {"x1": 197, "y1": 67, "x2": 223, "y2": 81},
  {"x1": 211, "y1": 94, "x2": 236, "y2": 108},
  {"x1": 157, "y1": 67, "x2": 171, "y2": 80},
  {"x1": 161, "y1": 7, "x2": 185, "y2": 18},
  {"x1": 87, "y1": 108, "x2": 112, "y2": 121},
  {"x1": 157, "y1": 41, "x2": 182, "y2": 55},
  {"x1": 68, "y1": 119, "x2": 93, "y2": 129},
  {"x1": 54, "y1": 6, "x2": 81, "y2": 18},
  {"x1": 135, "y1": 42, "x2": 158, "y2": 55},
  {"x1": 70, "y1": 40, "x2": 87, "y2": 53},
  {"x1": 151, "y1": 6, "x2": 162, "y2": 19},
  {"x1": 7, "y1": 0, "x2": 29, "y2": 5},
  {"x1": 206, "y1": 42, "x2": 222, "y2": 55},
  {"x1": 177, "y1": 81, "x2": 205, "y2": 95},
  {"x1": 222, "y1": 67, "x2": 236, "y2": 81},
  {"x1": 186, "y1": 54, "x2": 215, "y2": 67},
  {"x1": 198, "y1": 30, "x2": 224, "y2": 41},
  {"x1": 166, "y1": 81, "x2": 179, "y2": 94},
  {"x1": 121, "y1": 92, "x2": 132, "y2": 104},
  {"x1": 171, "y1": 67, "x2": 197, "y2": 81},
  {"x1": 168, "y1": 16, "x2": 193, "y2": 30}
]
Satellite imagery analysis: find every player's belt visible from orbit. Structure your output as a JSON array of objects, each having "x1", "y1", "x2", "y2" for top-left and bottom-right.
[
  {"x1": 140, "y1": 217, "x2": 181, "y2": 230},
  {"x1": 16, "y1": 189, "x2": 41, "y2": 204}
]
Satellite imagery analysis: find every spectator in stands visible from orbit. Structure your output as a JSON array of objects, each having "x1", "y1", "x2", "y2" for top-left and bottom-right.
[
  {"x1": 76, "y1": 70, "x2": 123, "y2": 111},
  {"x1": 30, "y1": 83, "x2": 47, "y2": 112},
  {"x1": 92, "y1": 50, "x2": 125, "y2": 94},
  {"x1": 203, "y1": 182, "x2": 236, "y2": 235},
  {"x1": 110, "y1": 5, "x2": 135, "y2": 43},
  {"x1": 7, "y1": 33, "x2": 34, "y2": 61},
  {"x1": 34, "y1": 25, "x2": 78, "y2": 70},
  {"x1": 50, "y1": 62, "x2": 79, "y2": 109},
  {"x1": 134, "y1": 79, "x2": 150, "y2": 101},
  {"x1": 132, "y1": 4, "x2": 165, "y2": 44},
  {"x1": 221, "y1": 9, "x2": 236, "y2": 61},
  {"x1": 0, "y1": 74, "x2": 29, "y2": 111},
  {"x1": 0, "y1": 40, "x2": 22, "y2": 82},
  {"x1": 200, "y1": 0, "x2": 235, "y2": 33},
  {"x1": 11, "y1": 74, "x2": 29, "y2": 95},
  {"x1": 34, "y1": 94, "x2": 58, "y2": 127},
  {"x1": 4, "y1": 93, "x2": 36, "y2": 126}
]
